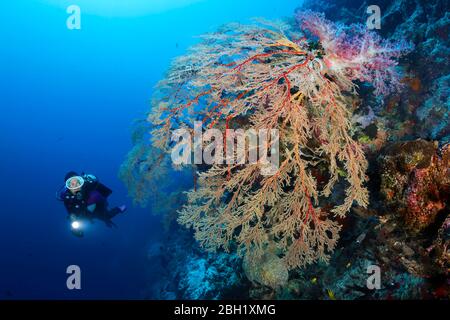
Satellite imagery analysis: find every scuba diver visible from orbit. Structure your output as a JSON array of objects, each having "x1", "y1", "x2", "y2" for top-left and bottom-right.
[{"x1": 57, "y1": 171, "x2": 126, "y2": 237}]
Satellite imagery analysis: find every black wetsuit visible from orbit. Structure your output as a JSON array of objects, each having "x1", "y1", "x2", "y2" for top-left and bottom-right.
[{"x1": 60, "y1": 174, "x2": 122, "y2": 222}]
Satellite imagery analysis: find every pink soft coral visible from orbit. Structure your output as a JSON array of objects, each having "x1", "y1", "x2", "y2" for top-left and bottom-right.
[{"x1": 297, "y1": 11, "x2": 412, "y2": 96}]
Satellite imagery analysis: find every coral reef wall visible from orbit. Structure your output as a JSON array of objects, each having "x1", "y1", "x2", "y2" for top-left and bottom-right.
[
  {"x1": 123, "y1": 0, "x2": 449, "y2": 300},
  {"x1": 301, "y1": 0, "x2": 449, "y2": 143}
]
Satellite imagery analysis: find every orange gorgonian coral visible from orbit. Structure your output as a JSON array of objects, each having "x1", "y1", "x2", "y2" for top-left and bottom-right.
[{"x1": 122, "y1": 12, "x2": 410, "y2": 270}]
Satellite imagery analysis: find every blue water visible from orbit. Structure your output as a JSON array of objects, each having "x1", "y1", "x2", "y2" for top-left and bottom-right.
[{"x1": 0, "y1": 0, "x2": 301, "y2": 299}]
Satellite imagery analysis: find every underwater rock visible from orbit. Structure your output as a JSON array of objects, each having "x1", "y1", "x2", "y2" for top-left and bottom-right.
[
  {"x1": 427, "y1": 215, "x2": 450, "y2": 275},
  {"x1": 243, "y1": 253, "x2": 289, "y2": 291},
  {"x1": 416, "y1": 75, "x2": 449, "y2": 142},
  {"x1": 379, "y1": 139, "x2": 449, "y2": 233},
  {"x1": 370, "y1": 139, "x2": 449, "y2": 298}
]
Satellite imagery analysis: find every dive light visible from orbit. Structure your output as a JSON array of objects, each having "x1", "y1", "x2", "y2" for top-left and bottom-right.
[{"x1": 71, "y1": 221, "x2": 81, "y2": 230}]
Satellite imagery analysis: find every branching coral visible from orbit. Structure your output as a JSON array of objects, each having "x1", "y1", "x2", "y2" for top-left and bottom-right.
[
  {"x1": 121, "y1": 11, "x2": 409, "y2": 272},
  {"x1": 297, "y1": 11, "x2": 412, "y2": 96},
  {"x1": 119, "y1": 140, "x2": 168, "y2": 207}
]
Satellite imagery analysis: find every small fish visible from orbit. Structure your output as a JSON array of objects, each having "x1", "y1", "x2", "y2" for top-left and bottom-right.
[
  {"x1": 311, "y1": 277, "x2": 317, "y2": 284},
  {"x1": 356, "y1": 232, "x2": 366, "y2": 244},
  {"x1": 327, "y1": 289, "x2": 336, "y2": 300},
  {"x1": 346, "y1": 262, "x2": 352, "y2": 268}
]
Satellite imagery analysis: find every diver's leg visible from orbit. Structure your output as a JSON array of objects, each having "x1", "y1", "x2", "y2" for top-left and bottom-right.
[
  {"x1": 105, "y1": 205, "x2": 126, "y2": 219},
  {"x1": 94, "y1": 200, "x2": 126, "y2": 220}
]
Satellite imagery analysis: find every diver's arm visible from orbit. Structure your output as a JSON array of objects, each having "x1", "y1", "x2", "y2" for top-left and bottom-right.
[
  {"x1": 65, "y1": 202, "x2": 83, "y2": 216},
  {"x1": 68, "y1": 213, "x2": 79, "y2": 221}
]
